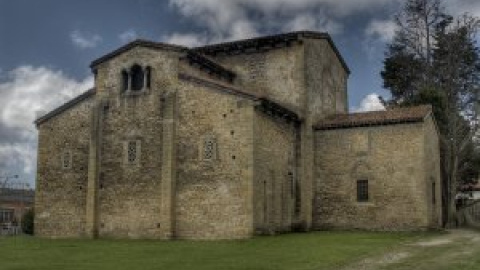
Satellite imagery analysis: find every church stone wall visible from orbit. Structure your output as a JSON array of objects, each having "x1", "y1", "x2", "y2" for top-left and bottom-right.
[
  {"x1": 304, "y1": 39, "x2": 348, "y2": 122},
  {"x1": 175, "y1": 70, "x2": 255, "y2": 239},
  {"x1": 35, "y1": 96, "x2": 93, "y2": 237},
  {"x1": 91, "y1": 47, "x2": 182, "y2": 238},
  {"x1": 252, "y1": 111, "x2": 297, "y2": 233},
  {"x1": 208, "y1": 44, "x2": 305, "y2": 113},
  {"x1": 423, "y1": 118, "x2": 442, "y2": 227},
  {"x1": 314, "y1": 122, "x2": 433, "y2": 230}
]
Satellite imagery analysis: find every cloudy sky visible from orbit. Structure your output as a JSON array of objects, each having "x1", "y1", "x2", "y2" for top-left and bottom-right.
[{"x1": 0, "y1": 0, "x2": 479, "y2": 186}]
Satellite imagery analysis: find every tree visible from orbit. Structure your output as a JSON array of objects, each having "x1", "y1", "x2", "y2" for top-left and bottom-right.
[
  {"x1": 381, "y1": 0, "x2": 480, "y2": 227},
  {"x1": 382, "y1": 0, "x2": 449, "y2": 101},
  {"x1": 21, "y1": 208, "x2": 34, "y2": 235},
  {"x1": 433, "y1": 15, "x2": 480, "y2": 226}
]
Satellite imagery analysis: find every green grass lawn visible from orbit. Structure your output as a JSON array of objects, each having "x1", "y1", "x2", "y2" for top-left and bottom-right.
[{"x1": 0, "y1": 232, "x2": 430, "y2": 270}]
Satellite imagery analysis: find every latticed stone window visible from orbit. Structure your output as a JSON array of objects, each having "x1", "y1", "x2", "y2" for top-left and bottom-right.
[
  {"x1": 203, "y1": 136, "x2": 217, "y2": 160},
  {"x1": 128, "y1": 141, "x2": 137, "y2": 163},
  {"x1": 62, "y1": 150, "x2": 72, "y2": 169},
  {"x1": 357, "y1": 179, "x2": 369, "y2": 202},
  {"x1": 124, "y1": 140, "x2": 141, "y2": 165}
]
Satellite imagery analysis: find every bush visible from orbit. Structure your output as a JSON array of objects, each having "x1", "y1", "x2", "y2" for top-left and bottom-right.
[{"x1": 21, "y1": 208, "x2": 34, "y2": 235}]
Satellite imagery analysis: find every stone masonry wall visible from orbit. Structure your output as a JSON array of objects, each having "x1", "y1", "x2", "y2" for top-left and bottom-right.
[
  {"x1": 92, "y1": 47, "x2": 182, "y2": 238},
  {"x1": 208, "y1": 44, "x2": 305, "y2": 114},
  {"x1": 175, "y1": 64, "x2": 255, "y2": 239},
  {"x1": 35, "y1": 96, "x2": 93, "y2": 237},
  {"x1": 423, "y1": 117, "x2": 442, "y2": 227},
  {"x1": 314, "y1": 122, "x2": 431, "y2": 230},
  {"x1": 304, "y1": 38, "x2": 348, "y2": 121},
  {"x1": 252, "y1": 110, "x2": 297, "y2": 233}
]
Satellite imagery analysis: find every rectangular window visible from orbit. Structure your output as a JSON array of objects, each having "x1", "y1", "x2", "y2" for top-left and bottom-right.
[
  {"x1": 357, "y1": 179, "x2": 369, "y2": 202},
  {"x1": 0, "y1": 209, "x2": 14, "y2": 223}
]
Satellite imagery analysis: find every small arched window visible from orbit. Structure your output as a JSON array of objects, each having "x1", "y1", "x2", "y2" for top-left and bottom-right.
[
  {"x1": 145, "y1": 66, "x2": 151, "y2": 89},
  {"x1": 121, "y1": 70, "x2": 128, "y2": 92},
  {"x1": 130, "y1": 64, "x2": 144, "y2": 91}
]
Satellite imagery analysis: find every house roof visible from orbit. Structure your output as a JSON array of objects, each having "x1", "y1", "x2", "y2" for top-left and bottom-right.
[
  {"x1": 34, "y1": 88, "x2": 96, "y2": 127},
  {"x1": 0, "y1": 188, "x2": 35, "y2": 204},
  {"x1": 89, "y1": 31, "x2": 349, "y2": 74},
  {"x1": 314, "y1": 105, "x2": 432, "y2": 130},
  {"x1": 194, "y1": 31, "x2": 350, "y2": 74},
  {"x1": 90, "y1": 39, "x2": 188, "y2": 68},
  {"x1": 180, "y1": 51, "x2": 236, "y2": 83}
]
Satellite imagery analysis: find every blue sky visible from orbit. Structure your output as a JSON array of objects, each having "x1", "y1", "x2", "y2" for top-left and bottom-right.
[{"x1": 0, "y1": 0, "x2": 479, "y2": 185}]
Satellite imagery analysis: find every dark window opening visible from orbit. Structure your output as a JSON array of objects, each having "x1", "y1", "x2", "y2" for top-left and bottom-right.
[
  {"x1": 130, "y1": 65, "x2": 144, "y2": 91},
  {"x1": 145, "y1": 66, "x2": 151, "y2": 88},
  {"x1": 357, "y1": 179, "x2": 369, "y2": 202},
  {"x1": 121, "y1": 70, "x2": 128, "y2": 91},
  {"x1": 432, "y1": 182, "x2": 436, "y2": 205}
]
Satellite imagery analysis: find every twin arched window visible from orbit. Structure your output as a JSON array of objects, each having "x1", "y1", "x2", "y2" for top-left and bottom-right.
[{"x1": 122, "y1": 64, "x2": 151, "y2": 92}]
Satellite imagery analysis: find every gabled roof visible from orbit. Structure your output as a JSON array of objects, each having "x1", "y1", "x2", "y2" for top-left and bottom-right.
[
  {"x1": 34, "y1": 88, "x2": 96, "y2": 126},
  {"x1": 90, "y1": 40, "x2": 188, "y2": 68},
  {"x1": 180, "y1": 52, "x2": 236, "y2": 83},
  {"x1": 314, "y1": 105, "x2": 432, "y2": 130},
  {"x1": 194, "y1": 31, "x2": 350, "y2": 74},
  {"x1": 89, "y1": 31, "x2": 350, "y2": 74}
]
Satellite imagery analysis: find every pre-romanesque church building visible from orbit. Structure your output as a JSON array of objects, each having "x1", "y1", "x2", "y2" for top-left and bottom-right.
[{"x1": 34, "y1": 31, "x2": 442, "y2": 239}]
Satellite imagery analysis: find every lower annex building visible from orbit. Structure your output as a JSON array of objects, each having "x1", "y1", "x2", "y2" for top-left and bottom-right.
[{"x1": 34, "y1": 31, "x2": 442, "y2": 239}]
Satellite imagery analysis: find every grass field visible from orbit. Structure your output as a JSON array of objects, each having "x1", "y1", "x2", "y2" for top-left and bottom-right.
[{"x1": 0, "y1": 232, "x2": 429, "y2": 270}]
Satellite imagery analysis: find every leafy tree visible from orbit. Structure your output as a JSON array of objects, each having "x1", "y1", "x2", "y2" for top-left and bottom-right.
[
  {"x1": 382, "y1": 0, "x2": 449, "y2": 101},
  {"x1": 381, "y1": 0, "x2": 480, "y2": 227}
]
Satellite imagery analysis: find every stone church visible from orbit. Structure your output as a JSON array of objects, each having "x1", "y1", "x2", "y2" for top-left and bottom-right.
[{"x1": 34, "y1": 31, "x2": 442, "y2": 239}]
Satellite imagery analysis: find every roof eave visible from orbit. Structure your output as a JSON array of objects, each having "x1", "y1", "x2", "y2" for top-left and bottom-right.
[
  {"x1": 89, "y1": 39, "x2": 188, "y2": 69},
  {"x1": 34, "y1": 88, "x2": 96, "y2": 127}
]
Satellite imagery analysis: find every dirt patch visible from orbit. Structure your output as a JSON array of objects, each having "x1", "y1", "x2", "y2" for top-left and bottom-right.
[
  {"x1": 414, "y1": 239, "x2": 452, "y2": 247},
  {"x1": 340, "y1": 251, "x2": 410, "y2": 270},
  {"x1": 337, "y1": 229, "x2": 480, "y2": 270}
]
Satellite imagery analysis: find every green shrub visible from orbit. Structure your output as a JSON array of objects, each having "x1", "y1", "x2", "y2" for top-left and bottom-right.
[{"x1": 21, "y1": 208, "x2": 34, "y2": 235}]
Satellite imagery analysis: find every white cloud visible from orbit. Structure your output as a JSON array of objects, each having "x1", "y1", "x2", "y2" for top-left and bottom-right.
[
  {"x1": 0, "y1": 66, "x2": 93, "y2": 184},
  {"x1": 446, "y1": 0, "x2": 480, "y2": 18},
  {"x1": 365, "y1": 19, "x2": 398, "y2": 42},
  {"x1": 70, "y1": 30, "x2": 102, "y2": 49},
  {"x1": 354, "y1": 93, "x2": 385, "y2": 112},
  {"x1": 283, "y1": 12, "x2": 343, "y2": 34},
  {"x1": 0, "y1": 143, "x2": 36, "y2": 175},
  {"x1": 119, "y1": 29, "x2": 138, "y2": 43},
  {"x1": 167, "y1": 0, "x2": 402, "y2": 44},
  {"x1": 163, "y1": 33, "x2": 209, "y2": 47}
]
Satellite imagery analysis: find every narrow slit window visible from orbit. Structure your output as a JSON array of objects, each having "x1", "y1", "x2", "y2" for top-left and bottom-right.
[
  {"x1": 121, "y1": 70, "x2": 128, "y2": 91},
  {"x1": 145, "y1": 66, "x2": 152, "y2": 88},
  {"x1": 357, "y1": 179, "x2": 369, "y2": 202}
]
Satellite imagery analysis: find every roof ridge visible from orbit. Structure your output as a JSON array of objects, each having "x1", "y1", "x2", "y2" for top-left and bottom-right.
[
  {"x1": 90, "y1": 39, "x2": 188, "y2": 68},
  {"x1": 181, "y1": 51, "x2": 236, "y2": 83},
  {"x1": 315, "y1": 105, "x2": 433, "y2": 130},
  {"x1": 34, "y1": 88, "x2": 96, "y2": 126}
]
